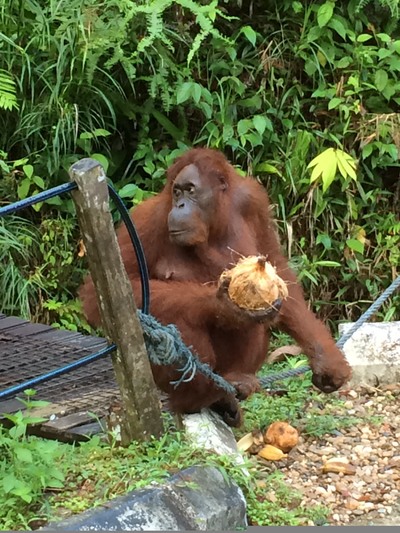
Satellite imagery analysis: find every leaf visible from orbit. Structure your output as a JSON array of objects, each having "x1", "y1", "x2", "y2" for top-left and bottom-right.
[
  {"x1": 316, "y1": 233, "x2": 332, "y2": 249},
  {"x1": 22, "y1": 164, "x2": 34, "y2": 179},
  {"x1": 357, "y1": 34, "x2": 373, "y2": 43},
  {"x1": 307, "y1": 26, "x2": 323, "y2": 43},
  {"x1": 152, "y1": 110, "x2": 183, "y2": 141},
  {"x1": 255, "y1": 162, "x2": 282, "y2": 175},
  {"x1": 375, "y1": 69, "x2": 389, "y2": 92},
  {"x1": 392, "y1": 40, "x2": 400, "y2": 54},
  {"x1": 378, "y1": 49, "x2": 393, "y2": 60},
  {"x1": 222, "y1": 124, "x2": 234, "y2": 142},
  {"x1": 336, "y1": 56, "x2": 352, "y2": 68},
  {"x1": 92, "y1": 128, "x2": 111, "y2": 137},
  {"x1": 33, "y1": 175, "x2": 45, "y2": 189},
  {"x1": 239, "y1": 95, "x2": 262, "y2": 109},
  {"x1": 317, "y1": 1, "x2": 334, "y2": 28},
  {"x1": 91, "y1": 153, "x2": 109, "y2": 173},
  {"x1": 328, "y1": 18, "x2": 347, "y2": 39},
  {"x1": 336, "y1": 150, "x2": 357, "y2": 180},
  {"x1": 118, "y1": 183, "x2": 138, "y2": 199},
  {"x1": 252, "y1": 115, "x2": 268, "y2": 136},
  {"x1": 192, "y1": 83, "x2": 202, "y2": 104},
  {"x1": 314, "y1": 260, "x2": 341, "y2": 267},
  {"x1": 321, "y1": 159, "x2": 337, "y2": 192},
  {"x1": 2, "y1": 474, "x2": 17, "y2": 493},
  {"x1": 199, "y1": 101, "x2": 212, "y2": 119},
  {"x1": 362, "y1": 143, "x2": 374, "y2": 158},
  {"x1": 17, "y1": 177, "x2": 31, "y2": 200},
  {"x1": 317, "y1": 50, "x2": 327, "y2": 67},
  {"x1": 328, "y1": 97, "x2": 342, "y2": 110},
  {"x1": 377, "y1": 33, "x2": 391, "y2": 43},
  {"x1": 266, "y1": 345, "x2": 302, "y2": 364},
  {"x1": 302, "y1": 270, "x2": 318, "y2": 284},
  {"x1": 382, "y1": 81, "x2": 396, "y2": 100},
  {"x1": 237, "y1": 118, "x2": 252, "y2": 136},
  {"x1": 309, "y1": 164, "x2": 322, "y2": 183},
  {"x1": 176, "y1": 82, "x2": 193, "y2": 104},
  {"x1": 307, "y1": 147, "x2": 334, "y2": 168},
  {"x1": 80, "y1": 129, "x2": 110, "y2": 140},
  {"x1": 388, "y1": 56, "x2": 400, "y2": 71},
  {"x1": 346, "y1": 238, "x2": 364, "y2": 254},
  {"x1": 308, "y1": 147, "x2": 339, "y2": 191},
  {"x1": 15, "y1": 447, "x2": 33, "y2": 463},
  {"x1": 242, "y1": 26, "x2": 257, "y2": 46}
]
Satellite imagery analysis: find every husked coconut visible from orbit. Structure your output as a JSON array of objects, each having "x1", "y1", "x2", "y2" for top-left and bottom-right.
[
  {"x1": 264, "y1": 421, "x2": 299, "y2": 453},
  {"x1": 219, "y1": 255, "x2": 288, "y2": 310}
]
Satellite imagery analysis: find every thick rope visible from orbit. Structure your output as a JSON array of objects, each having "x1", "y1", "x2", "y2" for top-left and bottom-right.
[{"x1": 138, "y1": 311, "x2": 236, "y2": 395}]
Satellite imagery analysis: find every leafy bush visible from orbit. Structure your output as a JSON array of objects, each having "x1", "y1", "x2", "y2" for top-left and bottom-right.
[
  {"x1": 0, "y1": 0, "x2": 398, "y2": 326},
  {"x1": 0, "y1": 392, "x2": 67, "y2": 530}
]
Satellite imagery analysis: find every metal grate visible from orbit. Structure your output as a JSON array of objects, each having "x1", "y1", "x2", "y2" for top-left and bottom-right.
[{"x1": 0, "y1": 330, "x2": 119, "y2": 409}]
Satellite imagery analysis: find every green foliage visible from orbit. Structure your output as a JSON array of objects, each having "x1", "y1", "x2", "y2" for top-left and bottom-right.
[
  {"x1": 0, "y1": 391, "x2": 67, "y2": 530},
  {"x1": 307, "y1": 148, "x2": 358, "y2": 192},
  {"x1": 0, "y1": 214, "x2": 86, "y2": 324},
  {"x1": 0, "y1": 0, "x2": 398, "y2": 325},
  {"x1": 0, "y1": 70, "x2": 18, "y2": 111},
  {"x1": 0, "y1": 217, "x2": 44, "y2": 319}
]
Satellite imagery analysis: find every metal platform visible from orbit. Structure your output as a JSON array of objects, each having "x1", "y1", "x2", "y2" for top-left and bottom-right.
[{"x1": 0, "y1": 313, "x2": 120, "y2": 442}]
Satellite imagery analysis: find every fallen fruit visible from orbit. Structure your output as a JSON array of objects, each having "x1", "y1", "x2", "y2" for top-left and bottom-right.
[
  {"x1": 258, "y1": 444, "x2": 288, "y2": 461},
  {"x1": 264, "y1": 421, "x2": 299, "y2": 453}
]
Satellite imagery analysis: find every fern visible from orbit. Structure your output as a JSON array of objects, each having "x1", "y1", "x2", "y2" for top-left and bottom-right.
[
  {"x1": 356, "y1": 0, "x2": 400, "y2": 17},
  {"x1": 0, "y1": 70, "x2": 18, "y2": 111},
  {"x1": 130, "y1": 0, "x2": 232, "y2": 64}
]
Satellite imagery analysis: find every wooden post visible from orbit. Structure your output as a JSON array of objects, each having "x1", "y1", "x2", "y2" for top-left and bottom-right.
[{"x1": 69, "y1": 158, "x2": 164, "y2": 444}]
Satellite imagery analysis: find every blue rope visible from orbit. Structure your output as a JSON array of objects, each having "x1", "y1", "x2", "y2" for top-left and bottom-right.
[
  {"x1": 336, "y1": 275, "x2": 400, "y2": 349},
  {"x1": 0, "y1": 183, "x2": 77, "y2": 217},
  {"x1": 0, "y1": 179, "x2": 150, "y2": 314},
  {"x1": 0, "y1": 311, "x2": 236, "y2": 401},
  {"x1": 0, "y1": 344, "x2": 116, "y2": 400},
  {"x1": 107, "y1": 184, "x2": 150, "y2": 315},
  {"x1": 259, "y1": 274, "x2": 400, "y2": 387}
]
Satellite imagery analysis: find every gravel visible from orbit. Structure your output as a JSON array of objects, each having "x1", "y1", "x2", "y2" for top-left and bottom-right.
[{"x1": 255, "y1": 383, "x2": 400, "y2": 526}]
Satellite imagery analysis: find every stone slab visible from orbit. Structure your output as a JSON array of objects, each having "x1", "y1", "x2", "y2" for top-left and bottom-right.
[
  {"x1": 339, "y1": 321, "x2": 400, "y2": 386},
  {"x1": 42, "y1": 466, "x2": 247, "y2": 531},
  {"x1": 182, "y1": 408, "x2": 247, "y2": 468}
]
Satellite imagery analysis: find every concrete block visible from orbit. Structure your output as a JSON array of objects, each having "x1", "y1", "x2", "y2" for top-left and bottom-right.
[{"x1": 339, "y1": 321, "x2": 400, "y2": 386}]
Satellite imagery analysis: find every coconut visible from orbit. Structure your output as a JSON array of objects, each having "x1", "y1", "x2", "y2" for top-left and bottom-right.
[
  {"x1": 264, "y1": 421, "x2": 299, "y2": 453},
  {"x1": 219, "y1": 255, "x2": 288, "y2": 311}
]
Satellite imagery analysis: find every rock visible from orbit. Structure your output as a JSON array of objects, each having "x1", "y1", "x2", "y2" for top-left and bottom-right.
[{"x1": 42, "y1": 466, "x2": 247, "y2": 531}]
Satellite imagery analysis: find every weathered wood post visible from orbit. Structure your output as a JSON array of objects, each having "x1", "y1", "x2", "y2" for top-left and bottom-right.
[{"x1": 69, "y1": 158, "x2": 164, "y2": 444}]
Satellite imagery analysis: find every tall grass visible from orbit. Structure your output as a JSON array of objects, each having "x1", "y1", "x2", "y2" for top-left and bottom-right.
[{"x1": 0, "y1": 217, "x2": 45, "y2": 318}]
